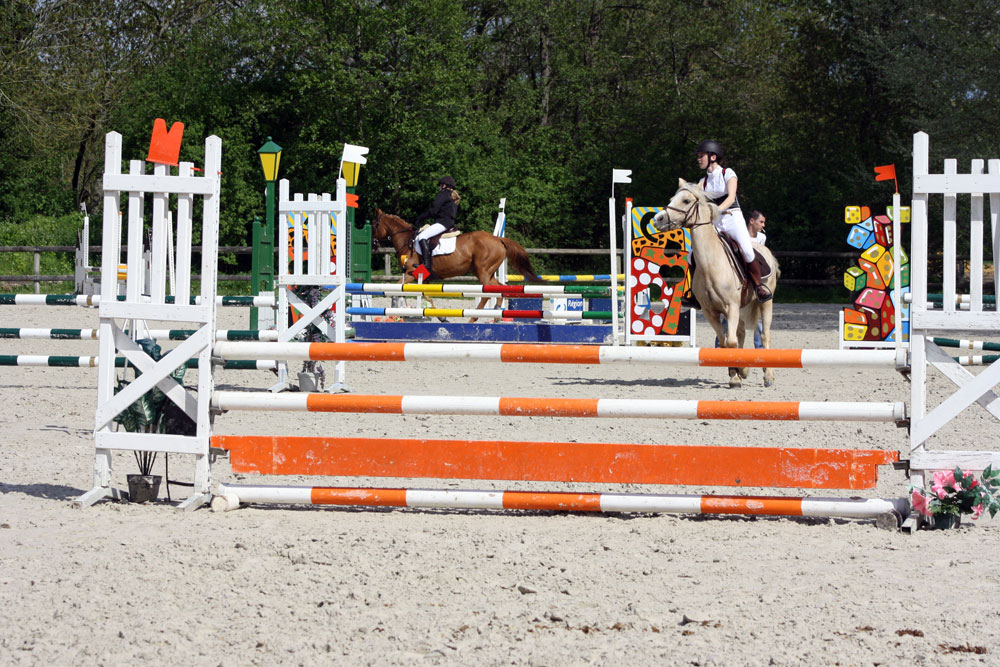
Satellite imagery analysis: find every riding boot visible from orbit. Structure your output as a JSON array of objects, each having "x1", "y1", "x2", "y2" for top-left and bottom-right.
[
  {"x1": 746, "y1": 259, "x2": 772, "y2": 302},
  {"x1": 418, "y1": 239, "x2": 435, "y2": 279},
  {"x1": 681, "y1": 290, "x2": 701, "y2": 310}
]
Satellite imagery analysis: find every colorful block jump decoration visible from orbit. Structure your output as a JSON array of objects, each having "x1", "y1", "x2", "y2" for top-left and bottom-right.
[
  {"x1": 841, "y1": 204, "x2": 910, "y2": 346},
  {"x1": 626, "y1": 206, "x2": 692, "y2": 338}
]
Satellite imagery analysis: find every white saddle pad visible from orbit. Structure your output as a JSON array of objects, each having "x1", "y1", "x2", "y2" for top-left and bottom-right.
[{"x1": 431, "y1": 236, "x2": 456, "y2": 256}]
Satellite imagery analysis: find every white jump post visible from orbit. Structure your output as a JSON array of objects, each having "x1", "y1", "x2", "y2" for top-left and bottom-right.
[
  {"x1": 269, "y1": 144, "x2": 367, "y2": 393},
  {"x1": 75, "y1": 131, "x2": 222, "y2": 511},
  {"x1": 609, "y1": 169, "x2": 633, "y2": 346},
  {"x1": 75, "y1": 204, "x2": 91, "y2": 294},
  {"x1": 271, "y1": 182, "x2": 346, "y2": 392},
  {"x1": 907, "y1": 131, "x2": 1000, "y2": 530},
  {"x1": 493, "y1": 198, "x2": 507, "y2": 283}
]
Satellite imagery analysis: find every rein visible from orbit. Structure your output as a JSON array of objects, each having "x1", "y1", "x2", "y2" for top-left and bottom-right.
[
  {"x1": 374, "y1": 212, "x2": 416, "y2": 251},
  {"x1": 665, "y1": 198, "x2": 713, "y2": 230}
]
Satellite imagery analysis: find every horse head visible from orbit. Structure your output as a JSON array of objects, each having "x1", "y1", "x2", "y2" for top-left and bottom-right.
[
  {"x1": 371, "y1": 209, "x2": 415, "y2": 255},
  {"x1": 653, "y1": 179, "x2": 720, "y2": 231}
]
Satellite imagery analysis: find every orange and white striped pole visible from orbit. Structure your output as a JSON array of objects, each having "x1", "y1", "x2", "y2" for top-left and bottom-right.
[
  {"x1": 211, "y1": 391, "x2": 907, "y2": 423},
  {"x1": 213, "y1": 483, "x2": 907, "y2": 520},
  {"x1": 215, "y1": 341, "x2": 906, "y2": 369}
]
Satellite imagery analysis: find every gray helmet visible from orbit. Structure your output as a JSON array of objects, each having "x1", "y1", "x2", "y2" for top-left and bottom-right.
[
  {"x1": 438, "y1": 175, "x2": 456, "y2": 188},
  {"x1": 697, "y1": 140, "x2": 724, "y2": 161}
]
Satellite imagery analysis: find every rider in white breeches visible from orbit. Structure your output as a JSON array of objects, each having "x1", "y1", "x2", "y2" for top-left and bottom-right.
[
  {"x1": 413, "y1": 175, "x2": 460, "y2": 277},
  {"x1": 696, "y1": 140, "x2": 771, "y2": 302}
]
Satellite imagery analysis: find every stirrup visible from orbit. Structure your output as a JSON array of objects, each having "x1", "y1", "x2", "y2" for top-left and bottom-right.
[{"x1": 755, "y1": 285, "x2": 773, "y2": 303}]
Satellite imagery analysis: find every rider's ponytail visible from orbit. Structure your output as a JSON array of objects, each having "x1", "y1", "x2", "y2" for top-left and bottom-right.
[{"x1": 450, "y1": 189, "x2": 461, "y2": 205}]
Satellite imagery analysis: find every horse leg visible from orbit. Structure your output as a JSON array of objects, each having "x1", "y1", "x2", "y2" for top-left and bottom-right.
[
  {"x1": 735, "y1": 316, "x2": 749, "y2": 380},
  {"x1": 724, "y1": 305, "x2": 742, "y2": 388},
  {"x1": 399, "y1": 256, "x2": 426, "y2": 314},
  {"x1": 702, "y1": 309, "x2": 732, "y2": 383},
  {"x1": 760, "y1": 299, "x2": 775, "y2": 387},
  {"x1": 469, "y1": 251, "x2": 506, "y2": 323}
]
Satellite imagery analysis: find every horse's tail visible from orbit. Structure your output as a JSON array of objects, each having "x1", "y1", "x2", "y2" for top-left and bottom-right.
[{"x1": 499, "y1": 238, "x2": 542, "y2": 282}]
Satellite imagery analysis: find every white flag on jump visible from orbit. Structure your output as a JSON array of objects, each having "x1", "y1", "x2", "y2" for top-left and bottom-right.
[{"x1": 612, "y1": 169, "x2": 632, "y2": 184}]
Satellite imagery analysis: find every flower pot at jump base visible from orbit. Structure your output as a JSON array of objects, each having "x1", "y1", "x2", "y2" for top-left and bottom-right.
[
  {"x1": 126, "y1": 474, "x2": 162, "y2": 503},
  {"x1": 930, "y1": 513, "x2": 961, "y2": 530},
  {"x1": 297, "y1": 372, "x2": 318, "y2": 393}
]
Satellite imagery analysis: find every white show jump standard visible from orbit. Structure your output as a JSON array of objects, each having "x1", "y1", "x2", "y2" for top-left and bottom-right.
[
  {"x1": 907, "y1": 131, "x2": 1000, "y2": 501},
  {"x1": 77, "y1": 131, "x2": 223, "y2": 511},
  {"x1": 211, "y1": 391, "x2": 906, "y2": 423},
  {"x1": 215, "y1": 341, "x2": 905, "y2": 369}
]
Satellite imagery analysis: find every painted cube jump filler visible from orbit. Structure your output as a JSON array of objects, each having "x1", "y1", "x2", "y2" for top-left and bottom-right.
[{"x1": 840, "y1": 204, "x2": 910, "y2": 348}]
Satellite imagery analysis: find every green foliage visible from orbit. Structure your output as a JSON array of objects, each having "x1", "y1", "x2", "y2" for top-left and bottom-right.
[
  {"x1": 0, "y1": 213, "x2": 81, "y2": 281},
  {"x1": 913, "y1": 466, "x2": 1000, "y2": 520},
  {"x1": 2, "y1": 0, "x2": 998, "y2": 286},
  {"x1": 112, "y1": 338, "x2": 187, "y2": 434}
]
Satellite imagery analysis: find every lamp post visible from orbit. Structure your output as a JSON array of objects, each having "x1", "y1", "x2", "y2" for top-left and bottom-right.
[
  {"x1": 340, "y1": 144, "x2": 369, "y2": 281},
  {"x1": 251, "y1": 137, "x2": 282, "y2": 329}
]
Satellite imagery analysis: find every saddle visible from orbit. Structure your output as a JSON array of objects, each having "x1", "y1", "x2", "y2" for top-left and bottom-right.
[
  {"x1": 418, "y1": 225, "x2": 461, "y2": 255},
  {"x1": 719, "y1": 234, "x2": 772, "y2": 306},
  {"x1": 684, "y1": 233, "x2": 772, "y2": 307}
]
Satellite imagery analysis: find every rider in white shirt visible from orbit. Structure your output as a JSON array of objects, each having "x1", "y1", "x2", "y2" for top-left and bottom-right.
[
  {"x1": 696, "y1": 140, "x2": 772, "y2": 302},
  {"x1": 748, "y1": 209, "x2": 767, "y2": 246}
]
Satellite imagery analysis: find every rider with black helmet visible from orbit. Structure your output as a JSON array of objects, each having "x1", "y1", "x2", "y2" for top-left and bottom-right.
[
  {"x1": 695, "y1": 140, "x2": 772, "y2": 302},
  {"x1": 414, "y1": 175, "x2": 461, "y2": 278}
]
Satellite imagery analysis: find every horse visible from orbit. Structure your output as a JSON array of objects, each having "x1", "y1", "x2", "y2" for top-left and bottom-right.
[
  {"x1": 653, "y1": 179, "x2": 779, "y2": 388},
  {"x1": 371, "y1": 209, "x2": 542, "y2": 313}
]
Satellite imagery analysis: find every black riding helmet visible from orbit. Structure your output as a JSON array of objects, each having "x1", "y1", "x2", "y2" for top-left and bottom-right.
[
  {"x1": 438, "y1": 175, "x2": 456, "y2": 189},
  {"x1": 697, "y1": 140, "x2": 724, "y2": 162}
]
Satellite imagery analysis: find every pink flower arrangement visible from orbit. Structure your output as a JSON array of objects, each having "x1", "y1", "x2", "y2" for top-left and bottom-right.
[{"x1": 910, "y1": 465, "x2": 1000, "y2": 522}]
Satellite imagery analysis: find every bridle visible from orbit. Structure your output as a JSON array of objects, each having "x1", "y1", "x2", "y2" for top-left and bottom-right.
[
  {"x1": 372, "y1": 211, "x2": 416, "y2": 251},
  {"x1": 665, "y1": 191, "x2": 713, "y2": 229}
]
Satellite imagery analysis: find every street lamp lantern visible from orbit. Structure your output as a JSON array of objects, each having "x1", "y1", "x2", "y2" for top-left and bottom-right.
[
  {"x1": 258, "y1": 137, "x2": 282, "y2": 182},
  {"x1": 251, "y1": 136, "x2": 282, "y2": 330},
  {"x1": 341, "y1": 160, "x2": 361, "y2": 187},
  {"x1": 340, "y1": 143, "x2": 369, "y2": 187}
]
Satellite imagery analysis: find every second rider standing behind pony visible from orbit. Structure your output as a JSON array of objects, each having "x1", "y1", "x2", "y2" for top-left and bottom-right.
[
  {"x1": 695, "y1": 140, "x2": 772, "y2": 303},
  {"x1": 413, "y1": 175, "x2": 461, "y2": 279}
]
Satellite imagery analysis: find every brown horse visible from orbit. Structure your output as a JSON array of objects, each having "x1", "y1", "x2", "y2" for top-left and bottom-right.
[{"x1": 372, "y1": 209, "x2": 541, "y2": 311}]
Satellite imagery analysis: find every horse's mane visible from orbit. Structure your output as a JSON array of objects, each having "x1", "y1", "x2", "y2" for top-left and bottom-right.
[{"x1": 677, "y1": 179, "x2": 722, "y2": 223}]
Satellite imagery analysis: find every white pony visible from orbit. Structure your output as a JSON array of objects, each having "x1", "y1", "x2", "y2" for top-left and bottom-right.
[{"x1": 654, "y1": 179, "x2": 778, "y2": 387}]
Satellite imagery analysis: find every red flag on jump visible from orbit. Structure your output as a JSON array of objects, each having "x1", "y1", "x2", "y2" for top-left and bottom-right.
[
  {"x1": 874, "y1": 164, "x2": 898, "y2": 193},
  {"x1": 874, "y1": 164, "x2": 896, "y2": 181},
  {"x1": 147, "y1": 118, "x2": 184, "y2": 166}
]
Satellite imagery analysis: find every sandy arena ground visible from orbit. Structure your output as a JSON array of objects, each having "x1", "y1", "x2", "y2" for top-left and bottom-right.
[{"x1": 2, "y1": 301, "x2": 999, "y2": 665}]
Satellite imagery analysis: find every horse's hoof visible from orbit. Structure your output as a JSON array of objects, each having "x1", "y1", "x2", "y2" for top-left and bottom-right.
[
  {"x1": 729, "y1": 378, "x2": 742, "y2": 389},
  {"x1": 764, "y1": 378, "x2": 774, "y2": 388}
]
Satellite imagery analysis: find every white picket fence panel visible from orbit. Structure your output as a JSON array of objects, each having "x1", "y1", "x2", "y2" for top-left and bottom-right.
[
  {"x1": 908, "y1": 131, "x2": 1000, "y2": 485},
  {"x1": 76, "y1": 131, "x2": 222, "y2": 511}
]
